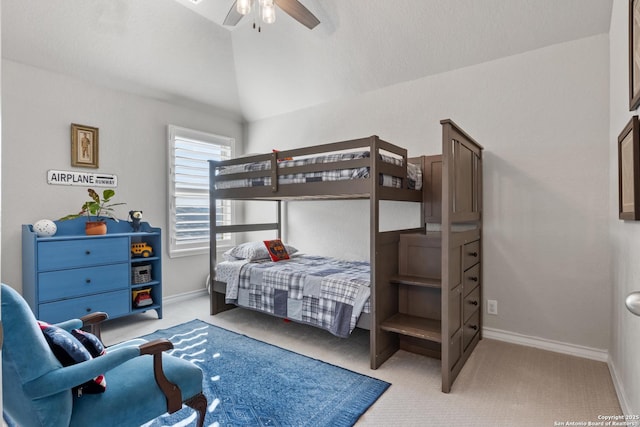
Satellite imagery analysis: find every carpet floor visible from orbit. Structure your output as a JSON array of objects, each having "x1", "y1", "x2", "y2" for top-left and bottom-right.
[
  {"x1": 140, "y1": 319, "x2": 389, "y2": 427},
  {"x1": 100, "y1": 293, "x2": 623, "y2": 427}
]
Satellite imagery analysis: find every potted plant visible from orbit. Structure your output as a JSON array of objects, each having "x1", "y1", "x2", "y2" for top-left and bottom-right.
[{"x1": 60, "y1": 188, "x2": 125, "y2": 235}]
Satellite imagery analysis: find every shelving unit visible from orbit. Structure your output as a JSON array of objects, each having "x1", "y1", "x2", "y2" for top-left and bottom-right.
[
  {"x1": 22, "y1": 217, "x2": 162, "y2": 323},
  {"x1": 378, "y1": 120, "x2": 483, "y2": 392}
]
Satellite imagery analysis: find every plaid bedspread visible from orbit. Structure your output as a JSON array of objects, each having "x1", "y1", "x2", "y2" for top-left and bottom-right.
[
  {"x1": 217, "y1": 255, "x2": 371, "y2": 338},
  {"x1": 215, "y1": 151, "x2": 422, "y2": 190}
]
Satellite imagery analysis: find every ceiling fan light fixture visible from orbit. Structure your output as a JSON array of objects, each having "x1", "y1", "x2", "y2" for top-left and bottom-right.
[
  {"x1": 237, "y1": 0, "x2": 252, "y2": 16},
  {"x1": 261, "y1": 3, "x2": 276, "y2": 24}
]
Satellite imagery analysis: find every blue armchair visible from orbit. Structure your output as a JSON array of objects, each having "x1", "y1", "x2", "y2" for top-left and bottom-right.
[{"x1": 1, "y1": 283, "x2": 207, "y2": 427}]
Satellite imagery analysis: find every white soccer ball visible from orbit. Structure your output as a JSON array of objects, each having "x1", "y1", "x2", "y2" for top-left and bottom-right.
[{"x1": 33, "y1": 219, "x2": 57, "y2": 237}]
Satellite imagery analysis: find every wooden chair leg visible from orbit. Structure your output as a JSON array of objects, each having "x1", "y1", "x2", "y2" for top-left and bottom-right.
[{"x1": 185, "y1": 392, "x2": 207, "y2": 427}]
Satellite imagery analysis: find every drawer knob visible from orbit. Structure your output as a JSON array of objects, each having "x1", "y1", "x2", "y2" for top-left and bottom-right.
[
  {"x1": 85, "y1": 279, "x2": 91, "y2": 284},
  {"x1": 469, "y1": 300, "x2": 478, "y2": 306},
  {"x1": 85, "y1": 308, "x2": 92, "y2": 313},
  {"x1": 468, "y1": 277, "x2": 478, "y2": 282},
  {"x1": 85, "y1": 250, "x2": 91, "y2": 255},
  {"x1": 468, "y1": 252, "x2": 478, "y2": 257},
  {"x1": 469, "y1": 324, "x2": 478, "y2": 331}
]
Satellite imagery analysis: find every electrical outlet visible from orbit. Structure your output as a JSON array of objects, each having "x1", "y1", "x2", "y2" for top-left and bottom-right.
[{"x1": 487, "y1": 299, "x2": 498, "y2": 315}]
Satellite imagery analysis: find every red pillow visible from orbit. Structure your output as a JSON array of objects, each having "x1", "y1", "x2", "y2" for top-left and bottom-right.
[{"x1": 263, "y1": 239, "x2": 290, "y2": 261}]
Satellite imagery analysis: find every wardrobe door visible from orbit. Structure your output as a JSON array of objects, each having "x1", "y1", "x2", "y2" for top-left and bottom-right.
[{"x1": 452, "y1": 140, "x2": 481, "y2": 220}]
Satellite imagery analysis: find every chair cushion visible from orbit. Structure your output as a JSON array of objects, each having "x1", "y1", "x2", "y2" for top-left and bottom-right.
[
  {"x1": 38, "y1": 322, "x2": 107, "y2": 395},
  {"x1": 70, "y1": 353, "x2": 204, "y2": 427}
]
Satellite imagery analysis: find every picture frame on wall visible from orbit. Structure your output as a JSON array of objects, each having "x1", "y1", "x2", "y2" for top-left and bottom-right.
[
  {"x1": 618, "y1": 115, "x2": 640, "y2": 220},
  {"x1": 630, "y1": 0, "x2": 640, "y2": 110},
  {"x1": 71, "y1": 123, "x2": 99, "y2": 168}
]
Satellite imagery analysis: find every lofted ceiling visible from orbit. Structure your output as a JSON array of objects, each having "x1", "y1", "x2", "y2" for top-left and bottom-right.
[{"x1": 2, "y1": 0, "x2": 612, "y2": 122}]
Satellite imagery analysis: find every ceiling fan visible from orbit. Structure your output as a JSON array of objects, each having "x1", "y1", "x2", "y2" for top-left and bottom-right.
[{"x1": 223, "y1": 0, "x2": 320, "y2": 30}]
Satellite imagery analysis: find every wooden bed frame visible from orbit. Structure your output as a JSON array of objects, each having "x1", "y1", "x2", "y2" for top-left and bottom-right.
[{"x1": 208, "y1": 119, "x2": 483, "y2": 392}]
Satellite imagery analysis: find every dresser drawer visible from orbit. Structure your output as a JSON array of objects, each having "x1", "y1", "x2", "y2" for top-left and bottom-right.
[
  {"x1": 463, "y1": 240, "x2": 480, "y2": 270},
  {"x1": 38, "y1": 289, "x2": 129, "y2": 323},
  {"x1": 463, "y1": 285, "x2": 480, "y2": 322},
  {"x1": 463, "y1": 264, "x2": 480, "y2": 293},
  {"x1": 38, "y1": 263, "x2": 129, "y2": 302},
  {"x1": 38, "y1": 237, "x2": 129, "y2": 270},
  {"x1": 463, "y1": 310, "x2": 480, "y2": 350}
]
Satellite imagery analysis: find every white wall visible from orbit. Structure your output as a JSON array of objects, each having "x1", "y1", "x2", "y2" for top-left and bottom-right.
[
  {"x1": 609, "y1": 0, "x2": 640, "y2": 416},
  {"x1": 1, "y1": 59, "x2": 243, "y2": 298},
  {"x1": 246, "y1": 34, "x2": 611, "y2": 351},
  {"x1": 1, "y1": 1, "x2": 4, "y2": 415}
]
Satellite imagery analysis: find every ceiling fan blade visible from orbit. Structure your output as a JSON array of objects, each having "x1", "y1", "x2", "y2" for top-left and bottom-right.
[
  {"x1": 274, "y1": 0, "x2": 320, "y2": 29},
  {"x1": 223, "y1": 0, "x2": 244, "y2": 26}
]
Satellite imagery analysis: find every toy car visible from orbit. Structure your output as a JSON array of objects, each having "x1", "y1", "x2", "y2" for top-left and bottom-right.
[{"x1": 131, "y1": 242, "x2": 153, "y2": 257}]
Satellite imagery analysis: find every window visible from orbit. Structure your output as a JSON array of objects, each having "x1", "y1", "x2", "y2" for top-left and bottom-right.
[{"x1": 168, "y1": 125, "x2": 234, "y2": 257}]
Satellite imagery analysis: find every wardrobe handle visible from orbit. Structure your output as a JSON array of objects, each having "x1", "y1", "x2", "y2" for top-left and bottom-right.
[
  {"x1": 468, "y1": 252, "x2": 478, "y2": 257},
  {"x1": 469, "y1": 300, "x2": 478, "y2": 306},
  {"x1": 469, "y1": 324, "x2": 478, "y2": 331},
  {"x1": 468, "y1": 277, "x2": 478, "y2": 282}
]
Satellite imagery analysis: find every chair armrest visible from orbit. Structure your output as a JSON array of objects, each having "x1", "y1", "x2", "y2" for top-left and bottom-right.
[
  {"x1": 22, "y1": 345, "x2": 141, "y2": 399},
  {"x1": 52, "y1": 312, "x2": 108, "y2": 341},
  {"x1": 52, "y1": 318, "x2": 83, "y2": 332},
  {"x1": 139, "y1": 339, "x2": 183, "y2": 414},
  {"x1": 139, "y1": 339, "x2": 173, "y2": 355},
  {"x1": 80, "y1": 312, "x2": 108, "y2": 341}
]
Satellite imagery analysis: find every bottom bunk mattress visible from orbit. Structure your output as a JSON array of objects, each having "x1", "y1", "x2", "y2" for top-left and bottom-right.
[{"x1": 216, "y1": 255, "x2": 371, "y2": 338}]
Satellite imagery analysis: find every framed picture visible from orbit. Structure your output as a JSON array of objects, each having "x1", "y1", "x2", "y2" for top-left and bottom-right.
[
  {"x1": 630, "y1": 0, "x2": 640, "y2": 110},
  {"x1": 619, "y1": 115, "x2": 640, "y2": 220},
  {"x1": 71, "y1": 123, "x2": 99, "y2": 168}
]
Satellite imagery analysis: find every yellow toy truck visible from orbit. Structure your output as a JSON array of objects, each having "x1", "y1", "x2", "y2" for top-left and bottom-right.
[{"x1": 131, "y1": 242, "x2": 153, "y2": 258}]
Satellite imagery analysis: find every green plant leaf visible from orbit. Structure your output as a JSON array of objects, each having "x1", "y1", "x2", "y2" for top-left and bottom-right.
[
  {"x1": 88, "y1": 189, "x2": 100, "y2": 204},
  {"x1": 60, "y1": 188, "x2": 125, "y2": 222},
  {"x1": 102, "y1": 189, "x2": 115, "y2": 201}
]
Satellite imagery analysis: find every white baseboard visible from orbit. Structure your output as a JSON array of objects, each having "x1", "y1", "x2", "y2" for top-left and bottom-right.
[
  {"x1": 483, "y1": 327, "x2": 609, "y2": 362},
  {"x1": 607, "y1": 357, "x2": 632, "y2": 416},
  {"x1": 163, "y1": 288, "x2": 208, "y2": 304}
]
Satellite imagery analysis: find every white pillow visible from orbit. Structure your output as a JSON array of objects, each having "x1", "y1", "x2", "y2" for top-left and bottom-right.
[{"x1": 223, "y1": 241, "x2": 298, "y2": 262}]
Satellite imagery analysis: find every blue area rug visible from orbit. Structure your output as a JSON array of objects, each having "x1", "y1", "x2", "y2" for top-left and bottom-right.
[{"x1": 142, "y1": 319, "x2": 390, "y2": 426}]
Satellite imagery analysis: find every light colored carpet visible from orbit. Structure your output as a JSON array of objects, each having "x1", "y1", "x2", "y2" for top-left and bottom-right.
[{"x1": 101, "y1": 292, "x2": 622, "y2": 427}]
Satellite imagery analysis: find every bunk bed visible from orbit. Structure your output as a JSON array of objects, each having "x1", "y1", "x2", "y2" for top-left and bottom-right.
[{"x1": 209, "y1": 119, "x2": 483, "y2": 392}]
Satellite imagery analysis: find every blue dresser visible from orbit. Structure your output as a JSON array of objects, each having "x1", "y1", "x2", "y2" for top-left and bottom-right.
[{"x1": 22, "y1": 217, "x2": 162, "y2": 323}]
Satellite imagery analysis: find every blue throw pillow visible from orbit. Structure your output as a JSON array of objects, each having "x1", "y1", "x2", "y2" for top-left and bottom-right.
[
  {"x1": 38, "y1": 321, "x2": 107, "y2": 395},
  {"x1": 71, "y1": 328, "x2": 106, "y2": 358}
]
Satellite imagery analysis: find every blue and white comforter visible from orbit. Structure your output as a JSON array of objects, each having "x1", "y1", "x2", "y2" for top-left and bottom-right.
[
  {"x1": 214, "y1": 151, "x2": 422, "y2": 190},
  {"x1": 216, "y1": 255, "x2": 371, "y2": 338}
]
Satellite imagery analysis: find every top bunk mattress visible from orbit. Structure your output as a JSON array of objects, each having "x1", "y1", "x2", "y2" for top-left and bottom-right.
[{"x1": 214, "y1": 150, "x2": 422, "y2": 191}]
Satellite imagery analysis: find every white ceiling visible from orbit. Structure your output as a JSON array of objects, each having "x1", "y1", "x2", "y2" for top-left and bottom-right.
[{"x1": 2, "y1": 0, "x2": 613, "y2": 122}]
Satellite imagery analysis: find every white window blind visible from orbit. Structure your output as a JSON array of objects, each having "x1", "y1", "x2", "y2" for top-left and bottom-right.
[{"x1": 168, "y1": 125, "x2": 234, "y2": 257}]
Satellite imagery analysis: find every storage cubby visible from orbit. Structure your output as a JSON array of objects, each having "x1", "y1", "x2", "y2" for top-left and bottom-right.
[{"x1": 381, "y1": 233, "x2": 443, "y2": 351}]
